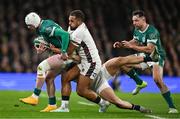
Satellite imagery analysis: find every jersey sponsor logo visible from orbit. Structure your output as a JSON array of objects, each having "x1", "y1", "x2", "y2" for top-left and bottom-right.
[
  {"x1": 45, "y1": 27, "x2": 53, "y2": 35},
  {"x1": 134, "y1": 36, "x2": 139, "y2": 40},
  {"x1": 142, "y1": 36, "x2": 146, "y2": 42},
  {"x1": 149, "y1": 33, "x2": 157, "y2": 39},
  {"x1": 49, "y1": 27, "x2": 56, "y2": 37}
]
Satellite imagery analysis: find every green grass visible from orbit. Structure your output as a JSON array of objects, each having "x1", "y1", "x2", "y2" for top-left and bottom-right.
[{"x1": 0, "y1": 91, "x2": 180, "y2": 118}]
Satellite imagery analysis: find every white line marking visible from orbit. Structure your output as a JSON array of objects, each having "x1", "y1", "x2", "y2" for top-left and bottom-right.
[
  {"x1": 78, "y1": 101, "x2": 96, "y2": 106},
  {"x1": 145, "y1": 114, "x2": 166, "y2": 119}
]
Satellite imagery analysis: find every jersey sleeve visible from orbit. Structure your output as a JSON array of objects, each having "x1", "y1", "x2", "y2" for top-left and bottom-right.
[
  {"x1": 54, "y1": 28, "x2": 70, "y2": 53},
  {"x1": 147, "y1": 31, "x2": 159, "y2": 44},
  {"x1": 70, "y1": 32, "x2": 82, "y2": 47}
]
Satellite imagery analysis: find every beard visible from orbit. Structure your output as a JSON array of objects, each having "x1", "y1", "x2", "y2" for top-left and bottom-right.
[
  {"x1": 135, "y1": 26, "x2": 140, "y2": 30},
  {"x1": 70, "y1": 26, "x2": 78, "y2": 30}
]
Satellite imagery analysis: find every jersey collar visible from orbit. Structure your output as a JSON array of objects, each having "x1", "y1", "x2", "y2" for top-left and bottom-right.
[{"x1": 139, "y1": 24, "x2": 149, "y2": 33}]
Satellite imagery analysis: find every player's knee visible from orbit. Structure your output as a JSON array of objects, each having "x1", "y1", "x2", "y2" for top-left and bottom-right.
[
  {"x1": 118, "y1": 56, "x2": 127, "y2": 62},
  {"x1": 76, "y1": 88, "x2": 83, "y2": 96},
  {"x1": 76, "y1": 89, "x2": 83, "y2": 97},
  {"x1": 45, "y1": 73, "x2": 55, "y2": 81},
  {"x1": 117, "y1": 56, "x2": 125, "y2": 65},
  {"x1": 120, "y1": 65, "x2": 128, "y2": 71},
  {"x1": 37, "y1": 60, "x2": 50, "y2": 78},
  {"x1": 45, "y1": 75, "x2": 55, "y2": 81},
  {"x1": 45, "y1": 78, "x2": 53, "y2": 85},
  {"x1": 62, "y1": 75, "x2": 71, "y2": 83},
  {"x1": 76, "y1": 87, "x2": 86, "y2": 97},
  {"x1": 61, "y1": 79, "x2": 70, "y2": 87}
]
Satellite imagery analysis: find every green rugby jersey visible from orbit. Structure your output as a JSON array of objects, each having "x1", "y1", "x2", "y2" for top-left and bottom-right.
[
  {"x1": 37, "y1": 20, "x2": 69, "y2": 53},
  {"x1": 133, "y1": 24, "x2": 166, "y2": 60}
]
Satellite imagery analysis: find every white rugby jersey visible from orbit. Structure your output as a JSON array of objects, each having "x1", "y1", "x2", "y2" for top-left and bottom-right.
[{"x1": 68, "y1": 23, "x2": 101, "y2": 64}]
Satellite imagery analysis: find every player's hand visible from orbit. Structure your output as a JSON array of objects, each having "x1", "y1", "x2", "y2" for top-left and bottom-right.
[
  {"x1": 49, "y1": 44, "x2": 55, "y2": 49},
  {"x1": 35, "y1": 43, "x2": 47, "y2": 54},
  {"x1": 121, "y1": 40, "x2": 133, "y2": 49},
  {"x1": 71, "y1": 55, "x2": 81, "y2": 63},
  {"x1": 61, "y1": 52, "x2": 68, "y2": 60},
  {"x1": 113, "y1": 41, "x2": 123, "y2": 48},
  {"x1": 49, "y1": 44, "x2": 61, "y2": 54}
]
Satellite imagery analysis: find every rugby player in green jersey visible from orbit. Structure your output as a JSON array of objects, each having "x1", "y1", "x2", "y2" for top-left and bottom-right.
[
  {"x1": 114, "y1": 10, "x2": 178, "y2": 113},
  {"x1": 20, "y1": 12, "x2": 71, "y2": 111}
]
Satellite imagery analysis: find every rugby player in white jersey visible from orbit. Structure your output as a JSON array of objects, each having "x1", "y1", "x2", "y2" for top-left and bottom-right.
[{"x1": 52, "y1": 10, "x2": 109, "y2": 112}]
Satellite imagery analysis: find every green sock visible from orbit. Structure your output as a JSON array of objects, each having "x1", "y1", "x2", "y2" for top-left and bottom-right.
[
  {"x1": 33, "y1": 88, "x2": 41, "y2": 96},
  {"x1": 49, "y1": 97, "x2": 56, "y2": 105},
  {"x1": 162, "y1": 91, "x2": 176, "y2": 108},
  {"x1": 127, "y1": 69, "x2": 143, "y2": 85}
]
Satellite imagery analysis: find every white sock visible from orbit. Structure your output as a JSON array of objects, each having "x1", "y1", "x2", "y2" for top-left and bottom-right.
[
  {"x1": 98, "y1": 98, "x2": 104, "y2": 106},
  {"x1": 32, "y1": 93, "x2": 39, "y2": 99},
  {"x1": 61, "y1": 100, "x2": 69, "y2": 108}
]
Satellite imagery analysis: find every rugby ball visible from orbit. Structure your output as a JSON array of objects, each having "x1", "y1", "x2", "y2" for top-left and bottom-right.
[{"x1": 33, "y1": 36, "x2": 50, "y2": 48}]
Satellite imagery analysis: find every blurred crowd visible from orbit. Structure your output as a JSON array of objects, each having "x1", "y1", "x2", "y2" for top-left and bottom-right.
[{"x1": 0, "y1": 0, "x2": 179, "y2": 76}]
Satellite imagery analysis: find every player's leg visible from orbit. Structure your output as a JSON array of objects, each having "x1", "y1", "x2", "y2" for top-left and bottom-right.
[
  {"x1": 152, "y1": 64, "x2": 178, "y2": 113},
  {"x1": 99, "y1": 87, "x2": 151, "y2": 113},
  {"x1": 77, "y1": 74, "x2": 99, "y2": 101},
  {"x1": 104, "y1": 55, "x2": 146, "y2": 75},
  {"x1": 92, "y1": 66, "x2": 151, "y2": 113},
  {"x1": 75, "y1": 62, "x2": 110, "y2": 112},
  {"x1": 33, "y1": 54, "x2": 65, "y2": 97},
  {"x1": 104, "y1": 55, "x2": 147, "y2": 95},
  {"x1": 128, "y1": 52, "x2": 160, "y2": 86},
  {"x1": 19, "y1": 54, "x2": 65, "y2": 105},
  {"x1": 121, "y1": 66, "x2": 146, "y2": 90},
  {"x1": 46, "y1": 71, "x2": 56, "y2": 102},
  {"x1": 52, "y1": 65, "x2": 80, "y2": 112},
  {"x1": 76, "y1": 75, "x2": 101, "y2": 102},
  {"x1": 40, "y1": 70, "x2": 60, "y2": 112},
  {"x1": 53, "y1": 63, "x2": 108, "y2": 112},
  {"x1": 76, "y1": 74, "x2": 109, "y2": 112}
]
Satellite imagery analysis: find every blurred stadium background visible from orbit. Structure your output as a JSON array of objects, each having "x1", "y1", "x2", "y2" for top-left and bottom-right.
[
  {"x1": 0, "y1": 0, "x2": 179, "y2": 75},
  {"x1": 0, "y1": 0, "x2": 180, "y2": 118}
]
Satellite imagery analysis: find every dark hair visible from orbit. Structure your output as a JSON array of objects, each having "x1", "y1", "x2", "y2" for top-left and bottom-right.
[
  {"x1": 70, "y1": 10, "x2": 85, "y2": 22},
  {"x1": 132, "y1": 10, "x2": 145, "y2": 17}
]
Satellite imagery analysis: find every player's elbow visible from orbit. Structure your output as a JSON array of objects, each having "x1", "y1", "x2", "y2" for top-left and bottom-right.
[{"x1": 55, "y1": 30, "x2": 69, "y2": 40}]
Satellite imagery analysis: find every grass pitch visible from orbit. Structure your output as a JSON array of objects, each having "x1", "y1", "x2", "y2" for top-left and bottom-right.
[{"x1": 0, "y1": 91, "x2": 179, "y2": 118}]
